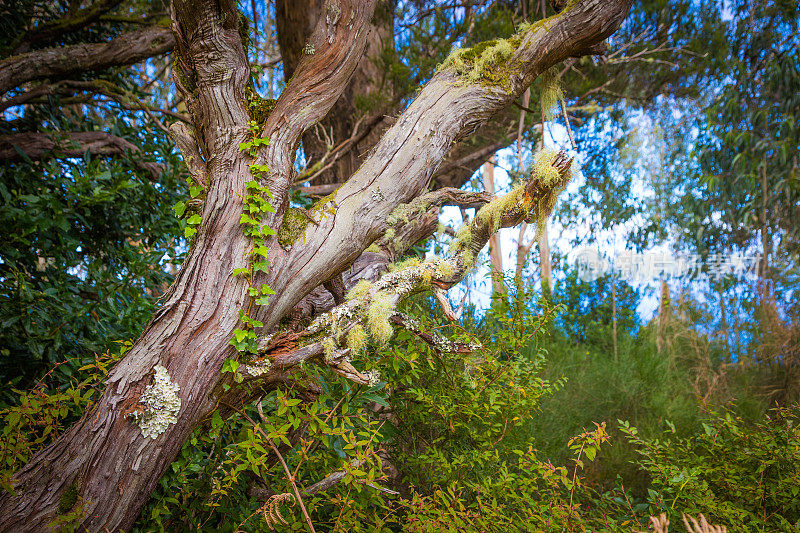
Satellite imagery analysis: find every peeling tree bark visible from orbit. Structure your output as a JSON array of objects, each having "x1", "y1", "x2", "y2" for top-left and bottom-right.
[{"x1": 0, "y1": 1, "x2": 631, "y2": 530}]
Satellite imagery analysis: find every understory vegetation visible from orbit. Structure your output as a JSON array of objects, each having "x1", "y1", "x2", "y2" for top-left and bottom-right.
[{"x1": 2, "y1": 271, "x2": 797, "y2": 532}]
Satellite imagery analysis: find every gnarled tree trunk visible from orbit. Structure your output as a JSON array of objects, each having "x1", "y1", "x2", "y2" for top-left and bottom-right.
[{"x1": 0, "y1": 0, "x2": 631, "y2": 530}]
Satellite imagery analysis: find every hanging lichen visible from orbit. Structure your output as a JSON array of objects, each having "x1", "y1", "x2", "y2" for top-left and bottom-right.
[
  {"x1": 346, "y1": 323, "x2": 367, "y2": 353},
  {"x1": 539, "y1": 68, "x2": 563, "y2": 120},
  {"x1": 366, "y1": 291, "x2": 395, "y2": 344}
]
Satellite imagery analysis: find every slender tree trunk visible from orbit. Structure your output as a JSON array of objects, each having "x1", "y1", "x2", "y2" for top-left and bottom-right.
[
  {"x1": 514, "y1": 88, "x2": 533, "y2": 295},
  {"x1": 538, "y1": 223, "x2": 552, "y2": 298},
  {"x1": 611, "y1": 269, "x2": 618, "y2": 361},
  {"x1": 482, "y1": 156, "x2": 506, "y2": 298},
  {"x1": 760, "y1": 161, "x2": 770, "y2": 280}
]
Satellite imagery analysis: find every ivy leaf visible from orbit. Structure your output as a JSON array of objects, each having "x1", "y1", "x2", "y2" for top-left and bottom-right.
[{"x1": 173, "y1": 201, "x2": 186, "y2": 218}]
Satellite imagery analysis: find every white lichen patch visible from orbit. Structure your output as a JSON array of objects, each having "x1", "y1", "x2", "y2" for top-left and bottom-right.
[
  {"x1": 244, "y1": 357, "x2": 272, "y2": 377},
  {"x1": 132, "y1": 365, "x2": 181, "y2": 439},
  {"x1": 364, "y1": 369, "x2": 381, "y2": 388}
]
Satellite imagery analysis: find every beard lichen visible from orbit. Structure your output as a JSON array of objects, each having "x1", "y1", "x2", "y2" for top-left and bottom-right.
[
  {"x1": 323, "y1": 337, "x2": 338, "y2": 363},
  {"x1": 447, "y1": 149, "x2": 572, "y2": 264},
  {"x1": 130, "y1": 365, "x2": 181, "y2": 439},
  {"x1": 538, "y1": 68, "x2": 564, "y2": 120},
  {"x1": 367, "y1": 290, "x2": 395, "y2": 345},
  {"x1": 531, "y1": 149, "x2": 563, "y2": 185},
  {"x1": 346, "y1": 323, "x2": 367, "y2": 353}
]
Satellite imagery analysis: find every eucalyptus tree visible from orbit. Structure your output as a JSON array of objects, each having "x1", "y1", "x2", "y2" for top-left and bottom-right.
[{"x1": 0, "y1": 0, "x2": 633, "y2": 529}]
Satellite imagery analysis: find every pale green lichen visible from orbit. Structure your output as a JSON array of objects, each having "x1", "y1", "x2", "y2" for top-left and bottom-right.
[
  {"x1": 435, "y1": 260, "x2": 456, "y2": 278},
  {"x1": 476, "y1": 187, "x2": 525, "y2": 232},
  {"x1": 303, "y1": 43, "x2": 315, "y2": 55},
  {"x1": 539, "y1": 69, "x2": 564, "y2": 121},
  {"x1": 450, "y1": 187, "x2": 524, "y2": 258},
  {"x1": 440, "y1": 38, "x2": 518, "y2": 87},
  {"x1": 529, "y1": 149, "x2": 573, "y2": 236},
  {"x1": 531, "y1": 149, "x2": 563, "y2": 186},
  {"x1": 347, "y1": 323, "x2": 367, "y2": 353},
  {"x1": 131, "y1": 365, "x2": 181, "y2": 439},
  {"x1": 386, "y1": 202, "x2": 420, "y2": 227},
  {"x1": 310, "y1": 193, "x2": 338, "y2": 221},
  {"x1": 323, "y1": 337, "x2": 338, "y2": 363},
  {"x1": 389, "y1": 257, "x2": 421, "y2": 272},
  {"x1": 367, "y1": 291, "x2": 394, "y2": 344},
  {"x1": 346, "y1": 279, "x2": 373, "y2": 300}
]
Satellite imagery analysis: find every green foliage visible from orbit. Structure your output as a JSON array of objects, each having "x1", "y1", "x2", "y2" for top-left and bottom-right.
[
  {"x1": 0, "y1": 342, "x2": 129, "y2": 492},
  {"x1": 225, "y1": 128, "x2": 276, "y2": 383},
  {"x1": 134, "y1": 375, "x2": 389, "y2": 532},
  {"x1": 622, "y1": 404, "x2": 800, "y2": 531},
  {"x1": 0, "y1": 116, "x2": 186, "y2": 393}
]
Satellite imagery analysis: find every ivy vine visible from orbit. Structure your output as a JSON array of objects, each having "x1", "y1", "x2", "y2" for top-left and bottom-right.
[{"x1": 224, "y1": 121, "x2": 277, "y2": 386}]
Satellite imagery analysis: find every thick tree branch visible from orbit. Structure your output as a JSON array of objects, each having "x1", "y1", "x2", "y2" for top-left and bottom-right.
[
  {"x1": 4, "y1": 0, "x2": 125, "y2": 56},
  {"x1": 0, "y1": 25, "x2": 175, "y2": 96},
  {"x1": 238, "y1": 153, "x2": 572, "y2": 390},
  {"x1": 256, "y1": 0, "x2": 378, "y2": 213},
  {"x1": 261, "y1": 0, "x2": 632, "y2": 330},
  {"x1": 0, "y1": 131, "x2": 163, "y2": 176}
]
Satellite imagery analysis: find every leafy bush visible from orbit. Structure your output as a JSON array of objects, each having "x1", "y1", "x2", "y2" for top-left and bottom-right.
[{"x1": 623, "y1": 405, "x2": 800, "y2": 531}]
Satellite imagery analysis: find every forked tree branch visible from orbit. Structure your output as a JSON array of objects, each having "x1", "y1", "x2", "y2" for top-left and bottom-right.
[{"x1": 236, "y1": 152, "x2": 572, "y2": 388}]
